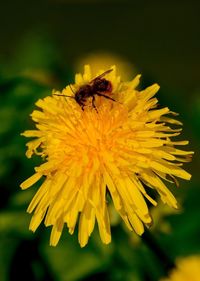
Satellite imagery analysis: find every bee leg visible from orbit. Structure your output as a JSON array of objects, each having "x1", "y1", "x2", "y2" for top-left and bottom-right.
[
  {"x1": 96, "y1": 93, "x2": 116, "y2": 102},
  {"x1": 78, "y1": 101, "x2": 85, "y2": 111},
  {"x1": 92, "y1": 96, "x2": 98, "y2": 113}
]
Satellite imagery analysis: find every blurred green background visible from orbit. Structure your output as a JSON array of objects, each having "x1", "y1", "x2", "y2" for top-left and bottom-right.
[{"x1": 0, "y1": 0, "x2": 200, "y2": 280}]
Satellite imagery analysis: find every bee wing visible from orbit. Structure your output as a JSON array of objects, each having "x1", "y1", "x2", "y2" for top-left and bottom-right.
[{"x1": 90, "y1": 69, "x2": 113, "y2": 83}]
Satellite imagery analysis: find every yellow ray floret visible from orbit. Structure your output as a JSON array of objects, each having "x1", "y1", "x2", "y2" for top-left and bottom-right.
[{"x1": 20, "y1": 65, "x2": 193, "y2": 247}]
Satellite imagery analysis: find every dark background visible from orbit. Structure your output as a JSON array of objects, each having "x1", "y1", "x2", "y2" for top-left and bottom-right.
[
  {"x1": 0, "y1": 1, "x2": 200, "y2": 281},
  {"x1": 1, "y1": 0, "x2": 200, "y2": 90}
]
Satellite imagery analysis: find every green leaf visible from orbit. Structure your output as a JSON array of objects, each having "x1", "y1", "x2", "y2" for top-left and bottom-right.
[
  {"x1": 0, "y1": 210, "x2": 31, "y2": 237},
  {"x1": 40, "y1": 229, "x2": 113, "y2": 281}
]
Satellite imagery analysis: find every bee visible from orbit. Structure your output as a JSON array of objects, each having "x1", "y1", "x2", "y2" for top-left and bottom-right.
[{"x1": 54, "y1": 69, "x2": 116, "y2": 110}]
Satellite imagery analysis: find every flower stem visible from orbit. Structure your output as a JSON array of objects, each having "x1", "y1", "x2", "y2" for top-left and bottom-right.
[{"x1": 142, "y1": 230, "x2": 175, "y2": 273}]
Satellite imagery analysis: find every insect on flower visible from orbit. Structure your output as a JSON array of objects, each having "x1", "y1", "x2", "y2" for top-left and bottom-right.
[{"x1": 54, "y1": 69, "x2": 116, "y2": 110}]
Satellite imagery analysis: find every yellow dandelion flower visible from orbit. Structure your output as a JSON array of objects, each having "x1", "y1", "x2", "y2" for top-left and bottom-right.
[
  {"x1": 20, "y1": 65, "x2": 193, "y2": 247},
  {"x1": 160, "y1": 255, "x2": 200, "y2": 281}
]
